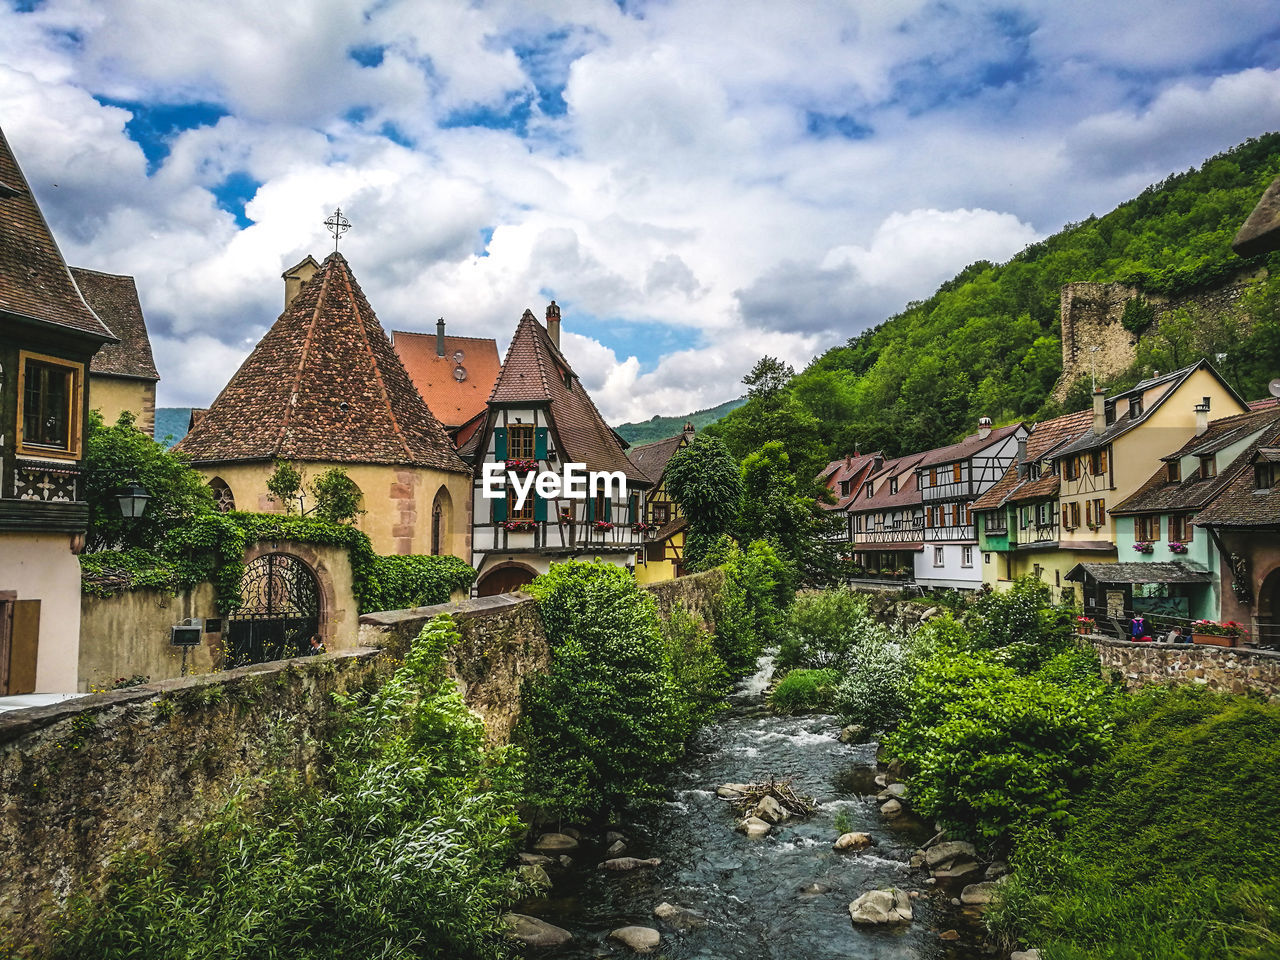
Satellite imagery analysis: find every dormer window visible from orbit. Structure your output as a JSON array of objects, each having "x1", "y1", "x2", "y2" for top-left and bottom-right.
[
  {"x1": 1199, "y1": 455, "x2": 1217, "y2": 479},
  {"x1": 1257, "y1": 462, "x2": 1279, "y2": 491},
  {"x1": 1167, "y1": 460, "x2": 1181, "y2": 482},
  {"x1": 889, "y1": 477, "x2": 898, "y2": 494},
  {"x1": 1028, "y1": 462, "x2": 1042, "y2": 480},
  {"x1": 1105, "y1": 403, "x2": 1116, "y2": 426},
  {"x1": 1129, "y1": 396, "x2": 1143, "y2": 418}
]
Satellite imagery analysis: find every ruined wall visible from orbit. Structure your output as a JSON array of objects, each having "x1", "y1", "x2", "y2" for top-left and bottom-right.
[{"x1": 1085, "y1": 636, "x2": 1280, "y2": 698}]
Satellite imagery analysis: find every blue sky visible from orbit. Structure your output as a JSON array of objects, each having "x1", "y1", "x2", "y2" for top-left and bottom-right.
[{"x1": 3, "y1": 0, "x2": 1280, "y2": 422}]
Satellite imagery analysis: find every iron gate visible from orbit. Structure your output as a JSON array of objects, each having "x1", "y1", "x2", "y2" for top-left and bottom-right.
[{"x1": 225, "y1": 553, "x2": 320, "y2": 666}]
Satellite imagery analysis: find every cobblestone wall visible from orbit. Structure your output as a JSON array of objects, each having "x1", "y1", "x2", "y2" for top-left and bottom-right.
[{"x1": 1085, "y1": 635, "x2": 1280, "y2": 698}]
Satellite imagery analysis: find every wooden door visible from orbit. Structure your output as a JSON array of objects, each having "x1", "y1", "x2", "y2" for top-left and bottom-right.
[{"x1": 0, "y1": 597, "x2": 40, "y2": 695}]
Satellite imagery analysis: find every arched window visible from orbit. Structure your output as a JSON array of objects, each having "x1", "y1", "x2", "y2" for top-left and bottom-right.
[
  {"x1": 209, "y1": 477, "x2": 235, "y2": 513},
  {"x1": 431, "y1": 486, "x2": 452, "y2": 556}
]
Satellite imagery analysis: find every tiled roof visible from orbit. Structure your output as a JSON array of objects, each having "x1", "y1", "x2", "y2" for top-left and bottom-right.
[
  {"x1": 916, "y1": 422, "x2": 1023, "y2": 467},
  {"x1": 1194, "y1": 422, "x2": 1280, "y2": 528},
  {"x1": 630, "y1": 432, "x2": 689, "y2": 485},
  {"x1": 1113, "y1": 407, "x2": 1280, "y2": 516},
  {"x1": 0, "y1": 126, "x2": 115, "y2": 341},
  {"x1": 817, "y1": 452, "x2": 885, "y2": 510},
  {"x1": 393, "y1": 330, "x2": 501, "y2": 428},
  {"x1": 848, "y1": 453, "x2": 927, "y2": 513},
  {"x1": 71, "y1": 268, "x2": 159, "y2": 380},
  {"x1": 488, "y1": 308, "x2": 645, "y2": 481},
  {"x1": 175, "y1": 252, "x2": 468, "y2": 473},
  {"x1": 1065, "y1": 561, "x2": 1213, "y2": 585},
  {"x1": 972, "y1": 410, "x2": 1093, "y2": 511}
]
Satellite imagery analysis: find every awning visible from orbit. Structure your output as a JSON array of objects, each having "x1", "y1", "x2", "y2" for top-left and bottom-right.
[{"x1": 1064, "y1": 561, "x2": 1213, "y2": 585}]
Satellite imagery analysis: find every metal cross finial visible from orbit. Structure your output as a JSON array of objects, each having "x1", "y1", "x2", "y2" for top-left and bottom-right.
[{"x1": 324, "y1": 207, "x2": 351, "y2": 251}]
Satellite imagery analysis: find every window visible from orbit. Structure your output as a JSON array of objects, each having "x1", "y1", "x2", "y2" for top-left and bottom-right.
[
  {"x1": 1036, "y1": 502, "x2": 1051, "y2": 526},
  {"x1": 1089, "y1": 448, "x2": 1108, "y2": 476},
  {"x1": 1064, "y1": 457, "x2": 1080, "y2": 481},
  {"x1": 1257, "y1": 462, "x2": 1280, "y2": 491},
  {"x1": 961, "y1": 545, "x2": 973, "y2": 567},
  {"x1": 508, "y1": 490, "x2": 535, "y2": 522},
  {"x1": 1167, "y1": 460, "x2": 1181, "y2": 482},
  {"x1": 209, "y1": 478, "x2": 236, "y2": 514},
  {"x1": 1087, "y1": 498, "x2": 1106, "y2": 529},
  {"x1": 889, "y1": 477, "x2": 898, "y2": 494},
  {"x1": 952, "y1": 463, "x2": 962, "y2": 483},
  {"x1": 929, "y1": 467, "x2": 937, "y2": 486},
  {"x1": 652, "y1": 503, "x2": 670, "y2": 525},
  {"x1": 1028, "y1": 461, "x2": 1042, "y2": 480},
  {"x1": 1169, "y1": 514, "x2": 1193, "y2": 543},
  {"x1": 854, "y1": 515, "x2": 863, "y2": 532},
  {"x1": 984, "y1": 552, "x2": 992, "y2": 564},
  {"x1": 1064, "y1": 501, "x2": 1081, "y2": 530},
  {"x1": 964, "y1": 502, "x2": 972, "y2": 526},
  {"x1": 1199, "y1": 455, "x2": 1217, "y2": 478},
  {"x1": 17, "y1": 352, "x2": 83, "y2": 458},
  {"x1": 1136, "y1": 515, "x2": 1160, "y2": 541},
  {"x1": 1129, "y1": 396, "x2": 1143, "y2": 418},
  {"x1": 839, "y1": 480, "x2": 851, "y2": 497},
  {"x1": 507, "y1": 423, "x2": 535, "y2": 460},
  {"x1": 593, "y1": 491, "x2": 608, "y2": 522},
  {"x1": 933, "y1": 546, "x2": 944, "y2": 566}
]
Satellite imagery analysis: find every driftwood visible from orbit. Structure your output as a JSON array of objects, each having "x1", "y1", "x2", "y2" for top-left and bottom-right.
[{"x1": 723, "y1": 777, "x2": 816, "y2": 817}]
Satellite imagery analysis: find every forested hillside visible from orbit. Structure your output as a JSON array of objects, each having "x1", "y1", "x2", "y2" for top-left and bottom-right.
[
  {"x1": 615, "y1": 396, "x2": 746, "y2": 444},
  {"x1": 709, "y1": 133, "x2": 1280, "y2": 478}
]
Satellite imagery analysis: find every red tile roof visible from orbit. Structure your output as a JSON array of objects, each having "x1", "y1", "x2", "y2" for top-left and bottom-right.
[
  {"x1": 1190, "y1": 421, "x2": 1280, "y2": 528},
  {"x1": 971, "y1": 410, "x2": 1093, "y2": 511},
  {"x1": 487, "y1": 308, "x2": 645, "y2": 481},
  {"x1": 817, "y1": 452, "x2": 885, "y2": 510},
  {"x1": 71, "y1": 268, "x2": 159, "y2": 381},
  {"x1": 393, "y1": 330, "x2": 501, "y2": 428},
  {"x1": 0, "y1": 126, "x2": 115, "y2": 341},
  {"x1": 916, "y1": 422, "x2": 1024, "y2": 467},
  {"x1": 175, "y1": 252, "x2": 467, "y2": 473},
  {"x1": 630, "y1": 431, "x2": 690, "y2": 485},
  {"x1": 848, "y1": 453, "x2": 927, "y2": 513}
]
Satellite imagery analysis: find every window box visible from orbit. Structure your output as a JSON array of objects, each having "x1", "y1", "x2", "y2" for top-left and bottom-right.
[
  {"x1": 593, "y1": 520, "x2": 614, "y2": 531},
  {"x1": 504, "y1": 458, "x2": 538, "y2": 474},
  {"x1": 1132, "y1": 541, "x2": 1154, "y2": 554},
  {"x1": 502, "y1": 519, "x2": 538, "y2": 532},
  {"x1": 1168, "y1": 541, "x2": 1188, "y2": 554},
  {"x1": 1191, "y1": 619, "x2": 1245, "y2": 647}
]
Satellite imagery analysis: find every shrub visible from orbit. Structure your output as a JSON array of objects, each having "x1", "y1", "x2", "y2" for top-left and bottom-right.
[
  {"x1": 769, "y1": 668, "x2": 841, "y2": 714},
  {"x1": 703, "y1": 537, "x2": 793, "y2": 676},
  {"x1": 362, "y1": 554, "x2": 477, "y2": 612},
  {"x1": 663, "y1": 601, "x2": 730, "y2": 739},
  {"x1": 777, "y1": 586, "x2": 872, "y2": 670},
  {"x1": 831, "y1": 634, "x2": 912, "y2": 731}
]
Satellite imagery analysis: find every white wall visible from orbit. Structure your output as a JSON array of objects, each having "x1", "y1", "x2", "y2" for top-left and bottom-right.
[
  {"x1": 915, "y1": 542, "x2": 983, "y2": 590},
  {"x1": 1, "y1": 532, "x2": 82, "y2": 692}
]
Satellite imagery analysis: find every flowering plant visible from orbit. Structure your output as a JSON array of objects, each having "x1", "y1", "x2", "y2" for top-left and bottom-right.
[
  {"x1": 632, "y1": 521, "x2": 655, "y2": 532},
  {"x1": 1168, "y1": 541, "x2": 1188, "y2": 554},
  {"x1": 502, "y1": 519, "x2": 537, "y2": 531},
  {"x1": 1192, "y1": 619, "x2": 1246, "y2": 638},
  {"x1": 1132, "y1": 541, "x2": 1154, "y2": 554},
  {"x1": 593, "y1": 520, "x2": 614, "y2": 531},
  {"x1": 504, "y1": 458, "x2": 538, "y2": 473},
  {"x1": 1076, "y1": 615, "x2": 1096, "y2": 631}
]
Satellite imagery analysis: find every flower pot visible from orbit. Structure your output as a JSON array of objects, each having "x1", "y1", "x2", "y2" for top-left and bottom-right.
[{"x1": 1192, "y1": 632, "x2": 1236, "y2": 647}]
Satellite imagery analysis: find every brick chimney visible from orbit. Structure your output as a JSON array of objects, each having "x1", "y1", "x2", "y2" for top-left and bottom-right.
[
  {"x1": 546, "y1": 300, "x2": 561, "y2": 349},
  {"x1": 1092, "y1": 387, "x2": 1107, "y2": 435},
  {"x1": 1194, "y1": 396, "x2": 1211, "y2": 436},
  {"x1": 436, "y1": 318, "x2": 446, "y2": 357},
  {"x1": 977, "y1": 416, "x2": 992, "y2": 440}
]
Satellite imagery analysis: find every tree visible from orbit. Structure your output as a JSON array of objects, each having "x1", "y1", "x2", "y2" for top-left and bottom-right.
[
  {"x1": 308, "y1": 467, "x2": 364, "y2": 525},
  {"x1": 83, "y1": 411, "x2": 215, "y2": 552},
  {"x1": 742, "y1": 356, "x2": 794, "y2": 400},
  {"x1": 665, "y1": 434, "x2": 742, "y2": 568},
  {"x1": 266, "y1": 460, "x2": 303, "y2": 513}
]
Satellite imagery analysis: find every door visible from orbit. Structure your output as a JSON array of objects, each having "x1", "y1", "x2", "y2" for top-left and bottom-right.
[
  {"x1": 225, "y1": 554, "x2": 320, "y2": 667},
  {"x1": 0, "y1": 595, "x2": 40, "y2": 696}
]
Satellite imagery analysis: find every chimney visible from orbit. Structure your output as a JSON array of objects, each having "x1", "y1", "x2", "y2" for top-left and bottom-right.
[
  {"x1": 1194, "y1": 396, "x2": 1211, "y2": 436},
  {"x1": 546, "y1": 300, "x2": 561, "y2": 349},
  {"x1": 1092, "y1": 387, "x2": 1106, "y2": 435},
  {"x1": 1016, "y1": 437, "x2": 1029, "y2": 478},
  {"x1": 436, "y1": 318, "x2": 446, "y2": 357},
  {"x1": 977, "y1": 416, "x2": 992, "y2": 440},
  {"x1": 281, "y1": 256, "x2": 319, "y2": 309},
  {"x1": 684, "y1": 420, "x2": 695, "y2": 438}
]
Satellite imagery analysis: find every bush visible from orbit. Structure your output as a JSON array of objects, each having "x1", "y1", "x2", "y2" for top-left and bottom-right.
[
  {"x1": 964, "y1": 577, "x2": 1070, "y2": 655},
  {"x1": 663, "y1": 601, "x2": 730, "y2": 739},
  {"x1": 831, "y1": 633, "x2": 912, "y2": 731},
  {"x1": 769, "y1": 668, "x2": 841, "y2": 713},
  {"x1": 704, "y1": 537, "x2": 793, "y2": 676},
  {"x1": 362, "y1": 554, "x2": 477, "y2": 612},
  {"x1": 777, "y1": 586, "x2": 872, "y2": 670}
]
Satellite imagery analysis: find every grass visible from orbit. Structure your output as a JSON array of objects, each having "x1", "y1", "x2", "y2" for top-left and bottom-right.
[{"x1": 769, "y1": 668, "x2": 841, "y2": 714}]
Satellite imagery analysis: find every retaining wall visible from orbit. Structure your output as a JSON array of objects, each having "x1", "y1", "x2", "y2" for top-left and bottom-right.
[{"x1": 1084, "y1": 635, "x2": 1280, "y2": 698}]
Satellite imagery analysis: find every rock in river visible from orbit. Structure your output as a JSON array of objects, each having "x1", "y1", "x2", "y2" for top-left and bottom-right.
[
  {"x1": 839, "y1": 724, "x2": 867, "y2": 744},
  {"x1": 606, "y1": 839, "x2": 627, "y2": 856},
  {"x1": 961, "y1": 880, "x2": 1002, "y2": 905},
  {"x1": 879, "y1": 798, "x2": 903, "y2": 818},
  {"x1": 717, "y1": 783, "x2": 750, "y2": 799},
  {"x1": 751, "y1": 794, "x2": 790, "y2": 823},
  {"x1": 503, "y1": 913, "x2": 572, "y2": 949},
  {"x1": 517, "y1": 864, "x2": 552, "y2": 891},
  {"x1": 600, "y1": 856, "x2": 662, "y2": 871},
  {"x1": 654, "y1": 901, "x2": 707, "y2": 930},
  {"x1": 532, "y1": 832, "x2": 579, "y2": 853},
  {"x1": 518, "y1": 852, "x2": 554, "y2": 866},
  {"x1": 848, "y1": 888, "x2": 913, "y2": 924},
  {"x1": 609, "y1": 925, "x2": 661, "y2": 953},
  {"x1": 834, "y1": 831, "x2": 873, "y2": 851},
  {"x1": 925, "y1": 840, "x2": 981, "y2": 879},
  {"x1": 736, "y1": 816, "x2": 772, "y2": 837}
]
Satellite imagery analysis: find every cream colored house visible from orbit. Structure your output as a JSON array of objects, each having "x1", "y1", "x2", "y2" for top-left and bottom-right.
[{"x1": 71, "y1": 268, "x2": 160, "y2": 437}]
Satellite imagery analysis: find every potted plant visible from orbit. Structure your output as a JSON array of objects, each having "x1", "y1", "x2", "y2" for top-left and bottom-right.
[
  {"x1": 632, "y1": 520, "x2": 654, "y2": 533},
  {"x1": 502, "y1": 519, "x2": 538, "y2": 532},
  {"x1": 504, "y1": 458, "x2": 539, "y2": 474},
  {"x1": 1168, "y1": 541, "x2": 1188, "y2": 554},
  {"x1": 1076, "y1": 615, "x2": 1096, "y2": 635},
  {"x1": 593, "y1": 520, "x2": 614, "y2": 532},
  {"x1": 1132, "y1": 541, "x2": 1154, "y2": 554},
  {"x1": 1191, "y1": 619, "x2": 1244, "y2": 647}
]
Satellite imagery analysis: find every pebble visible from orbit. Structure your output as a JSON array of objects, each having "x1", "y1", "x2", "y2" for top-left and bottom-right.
[{"x1": 939, "y1": 929, "x2": 960, "y2": 941}]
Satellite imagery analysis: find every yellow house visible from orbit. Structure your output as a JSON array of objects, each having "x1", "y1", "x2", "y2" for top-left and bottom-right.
[
  {"x1": 71, "y1": 268, "x2": 160, "y2": 437},
  {"x1": 175, "y1": 251, "x2": 473, "y2": 558},
  {"x1": 631, "y1": 423, "x2": 694, "y2": 584}
]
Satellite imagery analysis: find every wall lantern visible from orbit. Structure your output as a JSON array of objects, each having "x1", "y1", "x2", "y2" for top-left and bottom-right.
[{"x1": 116, "y1": 482, "x2": 152, "y2": 519}]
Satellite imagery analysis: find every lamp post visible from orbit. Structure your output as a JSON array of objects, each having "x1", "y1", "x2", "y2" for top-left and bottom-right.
[{"x1": 116, "y1": 482, "x2": 152, "y2": 519}]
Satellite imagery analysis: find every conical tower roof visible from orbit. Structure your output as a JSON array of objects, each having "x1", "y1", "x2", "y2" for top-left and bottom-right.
[{"x1": 176, "y1": 252, "x2": 467, "y2": 473}]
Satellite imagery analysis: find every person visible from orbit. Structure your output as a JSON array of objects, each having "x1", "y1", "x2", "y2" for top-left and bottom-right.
[
  {"x1": 1174, "y1": 625, "x2": 1192, "y2": 643},
  {"x1": 308, "y1": 634, "x2": 325, "y2": 656},
  {"x1": 1164, "y1": 625, "x2": 1182, "y2": 643},
  {"x1": 1130, "y1": 615, "x2": 1150, "y2": 642}
]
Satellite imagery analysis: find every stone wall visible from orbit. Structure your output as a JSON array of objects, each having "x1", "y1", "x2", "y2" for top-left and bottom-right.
[{"x1": 1084, "y1": 635, "x2": 1280, "y2": 698}]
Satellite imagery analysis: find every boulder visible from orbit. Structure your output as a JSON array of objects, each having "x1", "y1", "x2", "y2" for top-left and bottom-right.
[
  {"x1": 960, "y1": 881, "x2": 1000, "y2": 905},
  {"x1": 924, "y1": 840, "x2": 977, "y2": 870},
  {"x1": 557, "y1": 855, "x2": 573, "y2": 868},
  {"x1": 934, "y1": 861, "x2": 983, "y2": 880},
  {"x1": 606, "y1": 839, "x2": 627, "y2": 856},
  {"x1": 834, "y1": 832, "x2": 874, "y2": 851},
  {"x1": 717, "y1": 783, "x2": 750, "y2": 799},
  {"x1": 503, "y1": 914, "x2": 573, "y2": 949},
  {"x1": 1010, "y1": 952, "x2": 1041, "y2": 960},
  {"x1": 600, "y1": 857, "x2": 662, "y2": 871},
  {"x1": 653, "y1": 902, "x2": 707, "y2": 930},
  {"x1": 517, "y1": 864, "x2": 552, "y2": 890},
  {"x1": 874, "y1": 774, "x2": 888, "y2": 788},
  {"x1": 736, "y1": 816, "x2": 772, "y2": 837},
  {"x1": 752, "y1": 794, "x2": 790, "y2": 823},
  {"x1": 848, "y1": 888, "x2": 913, "y2": 924},
  {"x1": 605, "y1": 830, "x2": 627, "y2": 844},
  {"x1": 939, "y1": 929, "x2": 959, "y2": 941},
  {"x1": 608, "y1": 926, "x2": 661, "y2": 953},
  {"x1": 985, "y1": 860, "x2": 1011, "y2": 880},
  {"x1": 839, "y1": 724, "x2": 867, "y2": 744},
  {"x1": 518, "y1": 852, "x2": 554, "y2": 866},
  {"x1": 561, "y1": 827, "x2": 582, "y2": 840},
  {"x1": 533, "y1": 832, "x2": 579, "y2": 853},
  {"x1": 886, "y1": 782, "x2": 908, "y2": 800},
  {"x1": 880, "y1": 798, "x2": 903, "y2": 818},
  {"x1": 908, "y1": 851, "x2": 925, "y2": 868}
]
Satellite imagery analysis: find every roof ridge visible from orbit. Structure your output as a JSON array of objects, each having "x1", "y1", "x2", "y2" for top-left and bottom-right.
[
  {"x1": 279, "y1": 257, "x2": 330, "y2": 452},
  {"x1": 393, "y1": 330, "x2": 498, "y2": 343}
]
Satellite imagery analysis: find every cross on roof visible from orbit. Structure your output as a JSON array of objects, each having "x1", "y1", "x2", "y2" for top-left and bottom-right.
[{"x1": 324, "y1": 207, "x2": 351, "y2": 251}]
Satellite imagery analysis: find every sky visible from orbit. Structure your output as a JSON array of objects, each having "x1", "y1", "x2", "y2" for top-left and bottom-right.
[{"x1": 4, "y1": 1, "x2": 1280, "y2": 425}]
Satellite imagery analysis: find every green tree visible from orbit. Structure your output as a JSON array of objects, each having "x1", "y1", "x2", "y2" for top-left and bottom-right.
[
  {"x1": 265, "y1": 459, "x2": 303, "y2": 513},
  {"x1": 308, "y1": 467, "x2": 365, "y2": 525},
  {"x1": 665, "y1": 434, "x2": 742, "y2": 568}
]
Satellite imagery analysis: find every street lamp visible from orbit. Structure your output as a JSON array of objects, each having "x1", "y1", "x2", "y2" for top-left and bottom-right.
[{"x1": 116, "y1": 482, "x2": 152, "y2": 519}]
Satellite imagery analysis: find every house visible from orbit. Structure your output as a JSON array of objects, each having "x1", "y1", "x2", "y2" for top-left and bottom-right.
[
  {"x1": 175, "y1": 251, "x2": 473, "y2": 558},
  {"x1": 0, "y1": 125, "x2": 118, "y2": 695},
  {"x1": 914, "y1": 418, "x2": 1027, "y2": 590},
  {"x1": 461, "y1": 303, "x2": 651, "y2": 596},
  {"x1": 392, "y1": 319, "x2": 501, "y2": 449},
  {"x1": 1107, "y1": 403, "x2": 1280, "y2": 624},
  {"x1": 973, "y1": 409, "x2": 1093, "y2": 603},
  {"x1": 71, "y1": 268, "x2": 160, "y2": 437},
  {"x1": 818, "y1": 452, "x2": 885, "y2": 521},
  {"x1": 846, "y1": 452, "x2": 927, "y2": 583},
  {"x1": 630, "y1": 422, "x2": 695, "y2": 584}
]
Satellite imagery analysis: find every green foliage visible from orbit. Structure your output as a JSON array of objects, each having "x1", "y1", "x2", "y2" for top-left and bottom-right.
[
  {"x1": 361, "y1": 554, "x2": 477, "y2": 612},
  {"x1": 831, "y1": 632, "x2": 912, "y2": 732},
  {"x1": 769, "y1": 668, "x2": 840, "y2": 714},
  {"x1": 777, "y1": 587, "x2": 875, "y2": 670},
  {"x1": 519, "y1": 562, "x2": 683, "y2": 818},
  {"x1": 1119, "y1": 294, "x2": 1155, "y2": 336},
  {"x1": 83, "y1": 411, "x2": 215, "y2": 552},
  {"x1": 265, "y1": 459, "x2": 303, "y2": 513},
  {"x1": 964, "y1": 576, "x2": 1075, "y2": 670},
  {"x1": 79, "y1": 547, "x2": 179, "y2": 596},
  {"x1": 990, "y1": 687, "x2": 1280, "y2": 959},
  {"x1": 662, "y1": 602, "x2": 729, "y2": 739},
  {"x1": 665, "y1": 434, "x2": 742, "y2": 568},
  {"x1": 833, "y1": 808, "x2": 853, "y2": 836},
  {"x1": 613, "y1": 396, "x2": 746, "y2": 445},
  {"x1": 48, "y1": 616, "x2": 524, "y2": 959},
  {"x1": 307, "y1": 467, "x2": 365, "y2": 525},
  {"x1": 702, "y1": 537, "x2": 792, "y2": 675}
]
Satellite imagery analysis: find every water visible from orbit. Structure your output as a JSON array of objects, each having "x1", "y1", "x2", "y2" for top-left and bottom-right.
[{"x1": 517, "y1": 657, "x2": 993, "y2": 959}]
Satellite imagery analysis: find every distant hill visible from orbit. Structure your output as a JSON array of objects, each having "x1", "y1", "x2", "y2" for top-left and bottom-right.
[
  {"x1": 154, "y1": 407, "x2": 192, "y2": 448},
  {"x1": 615, "y1": 396, "x2": 747, "y2": 445}
]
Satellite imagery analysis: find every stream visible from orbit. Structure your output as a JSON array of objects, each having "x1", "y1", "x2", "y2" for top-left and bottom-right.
[{"x1": 516, "y1": 656, "x2": 994, "y2": 959}]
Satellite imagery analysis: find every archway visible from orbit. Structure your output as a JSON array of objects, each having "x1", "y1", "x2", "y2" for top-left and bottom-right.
[
  {"x1": 1258, "y1": 566, "x2": 1280, "y2": 649},
  {"x1": 475, "y1": 562, "x2": 537, "y2": 597},
  {"x1": 225, "y1": 553, "x2": 320, "y2": 665},
  {"x1": 431, "y1": 485, "x2": 453, "y2": 556},
  {"x1": 208, "y1": 476, "x2": 235, "y2": 513}
]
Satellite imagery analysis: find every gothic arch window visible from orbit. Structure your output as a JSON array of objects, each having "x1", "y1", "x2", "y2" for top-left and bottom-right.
[
  {"x1": 209, "y1": 477, "x2": 235, "y2": 514},
  {"x1": 431, "y1": 485, "x2": 452, "y2": 556}
]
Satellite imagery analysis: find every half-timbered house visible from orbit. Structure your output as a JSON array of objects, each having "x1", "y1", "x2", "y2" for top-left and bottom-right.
[
  {"x1": 630, "y1": 423, "x2": 694, "y2": 584},
  {"x1": 846, "y1": 452, "x2": 927, "y2": 584},
  {"x1": 463, "y1": 304, "x2": 650, "y2": 596}
]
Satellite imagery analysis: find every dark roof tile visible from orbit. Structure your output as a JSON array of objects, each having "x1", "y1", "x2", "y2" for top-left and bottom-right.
[{"x1": 71, "y1": 268, "x2": 159, "y2": 380}]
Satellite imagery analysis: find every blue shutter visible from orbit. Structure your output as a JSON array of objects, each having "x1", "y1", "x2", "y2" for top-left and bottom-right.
[
  {"x1": 493, "y1": 493, "x2": 507, "y2": 522},
  {"x1": 494, "y1": 427, "x2": 507, "y2": 461},
  {"x1": 534, "y1": 494, "x2": 547, "y2": 522},
  {"x1": 534, "y1": 427, "x2": 548, "y2": 459}
]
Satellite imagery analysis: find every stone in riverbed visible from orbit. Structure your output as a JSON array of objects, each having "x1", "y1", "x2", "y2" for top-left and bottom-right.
[
  {"x1": 599, "y1": 857, "x2": 661, "y2": 871},
  {"x1": 561, "y1": 826, "x2": 582, "y2": 839},
  {"x1": 1010, "y1": 951, "x2": 1041, "y2": 960},
  {"x1": 834, "y1": 831, "x2": 873, "y2": 851},
  {"x1": 985, "y1": 860, "x2": 1011, "y2": 879},
  {"x1": 558, "y1": 855, "x2": 573, "y2": 868},
  {"x1": 737, "y1": 816, "x2": 772, "y2": 837},
  {"x1": 606, "y1": 839, "x2": 627, "y2": 856},
  {"x1": 880, "y1": 798, "x2": 903, "y2": 818},
  {"x1": 503, "y1": 913, "x2": 573, "y2": 949},
  {"x1": 848, "y1": 887, "x2": 913, "y2": 924},
  {"x1": 798, "y1": 882, "x2": 832, "y2": 896},
  {"x1": 939, "y1": 929, "x2": 959, "y2": 941},
  {"x1": 909, "y1": 851, "x2": 925, "y2": 868},
  {"x1": 752, "y1": 794, "x2": 790, "y2": 823},
  {"x1": 874, "y1": 774, "x2": 888, "y2": 788},
  {"x1": 960, "y1": 880, "x2": 1002, "y2": 905},
  {"x1": 605, "y1": 830, "x2": 627, "y2": 844},
  {"x1": 925, "y1": 840, "x2": 978, "y2": 873},
  {"x1": 519, "y1": 852, "x2": 554, "y2": 866},
  {"x1": 517, "y1": 864, "x2": 552, "y2": 890},
  {"x1": 653, "y1": 902, "x2": 707, "y2": 930},
  {"x1": 717, "y1": 783, "x2": 750, "y2": 799},
  {"x1": 609, "y1": 925, "x2": 661, "y2": 953},
  {"x1": 839, "y1": 724, "x2": 867, "y2": 744},
  {"x1": 533, "y1": 832, "x2": 579, "y2": 853}
]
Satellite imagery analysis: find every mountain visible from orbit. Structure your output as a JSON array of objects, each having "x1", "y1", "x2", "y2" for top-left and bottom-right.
[
  {"x1": 615, "y1": 396, "x2": 747, "y2": 445},
  {"x1": 154, "y1": 407, "x2": 192, "y2": 448},
  {"x1": 709, "y1": 133, "x2": 1280, "y2": 473}
]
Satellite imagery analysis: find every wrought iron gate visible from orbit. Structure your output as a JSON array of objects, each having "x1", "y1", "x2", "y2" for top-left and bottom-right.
[{"x1": 225, "y1": 553, "x2": 320, "y2": 666}]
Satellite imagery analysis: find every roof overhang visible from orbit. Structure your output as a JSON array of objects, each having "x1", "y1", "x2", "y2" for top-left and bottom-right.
[{"x1": 1064, "y1": 561, "x2": 1212, "y2": 585}]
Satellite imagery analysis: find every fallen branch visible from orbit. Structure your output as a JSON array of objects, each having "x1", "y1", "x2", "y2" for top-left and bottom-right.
[{"x1": 724, "y1": 777, "x2": 816, "y2": 817}]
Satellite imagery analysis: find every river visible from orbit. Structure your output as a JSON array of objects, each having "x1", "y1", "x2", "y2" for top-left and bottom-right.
[{"x1": 516, "y1": 657, "x2": 993, "y2": 959}]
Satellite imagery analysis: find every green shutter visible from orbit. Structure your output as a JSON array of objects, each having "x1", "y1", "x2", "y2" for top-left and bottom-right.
[
  {"x1": 534, "y1": 494, "x2": 547, "y2": 522},
  {"x1": 604, "y1": 497, "x2": 613, "y2": 521},
  {"x1": 494, "y1": 427, "x2": 507, "y2": 461},
  {"x1": 534, "y1": 427, "x2": 548, "y2": 459},
  {"x1": 493, "y1": 494, "x2": 507, "y2": 522},
  {"x1": 629, "y1": 493, "x2": 638, "y2": 523},
  {"x1": 587, "y1": 496, "x2": 595, "y2": 521}
]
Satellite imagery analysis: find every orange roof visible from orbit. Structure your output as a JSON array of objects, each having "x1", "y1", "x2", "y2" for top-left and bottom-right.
[{"x1": 393, "y1": 330, "x2": 501, "y2": 428}]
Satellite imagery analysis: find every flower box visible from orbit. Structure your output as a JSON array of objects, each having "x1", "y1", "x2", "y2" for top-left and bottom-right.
[
  {"x1": 1132, "y1": 541, "x2": 1153, "y2": 554},
  {"x1": 503, "y1": 458, "x2": 539, "y2": 474},
  {"x1": 1168, "y1": 541, "x2": 1188, "y2": 554},
  {"x1": 1076, "y1": 616, "x2": 1096, "y2": 635},
  {"x1": 502, "y1": 520, "x2": 538, "y2": 532},
  {"x1": 1192, "y1": 632, "x2": 1237, "y2": 648},
  {"x1": 1190, "y1": 619, "x2": 1246, "y2": 647},
  {"x1": 593, "y1": 521, "x2": 614, "y2": 531}
]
